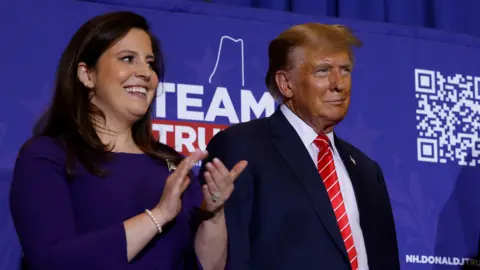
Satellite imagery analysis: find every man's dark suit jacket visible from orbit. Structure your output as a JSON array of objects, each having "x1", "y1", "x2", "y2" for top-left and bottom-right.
[{"x1": 200, "y1": 109, "x2": 400, "y2": 270}]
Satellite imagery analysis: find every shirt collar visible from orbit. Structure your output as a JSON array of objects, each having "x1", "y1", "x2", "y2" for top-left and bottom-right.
[{"x1": 280, "y1": 104, "x2": 337, "y2": 152}]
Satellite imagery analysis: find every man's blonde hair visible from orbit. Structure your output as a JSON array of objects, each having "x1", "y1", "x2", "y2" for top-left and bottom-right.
[{"x1": 265, "y1": 23, "x2": 363, "y2": 101}]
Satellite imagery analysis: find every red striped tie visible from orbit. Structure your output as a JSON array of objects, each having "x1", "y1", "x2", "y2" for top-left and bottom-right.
[{"x1": 314, "y1": 134, "x2": 358, "y2": 270}]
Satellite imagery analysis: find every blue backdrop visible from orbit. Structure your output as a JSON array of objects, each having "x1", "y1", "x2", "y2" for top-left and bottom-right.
[
  {"x1": 2, "y1": 0, "x2": 480, "y2": 269},
  {"x1": 189, "y1": 0, "x2": 480, "y2": 38}
]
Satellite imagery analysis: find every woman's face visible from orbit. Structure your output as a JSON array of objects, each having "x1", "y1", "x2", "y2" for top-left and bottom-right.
[{"x1": 80, "y1": 28, "x2": 159, "y2": 126}]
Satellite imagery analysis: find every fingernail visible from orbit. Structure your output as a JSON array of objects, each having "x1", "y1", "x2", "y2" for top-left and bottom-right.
[{"x1": 213, "y1": 158, "x2": 220, "y2": 163}]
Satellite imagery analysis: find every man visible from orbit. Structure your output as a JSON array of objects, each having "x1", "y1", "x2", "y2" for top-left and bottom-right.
[{"x1": 200, "y1": 23, "x2": 400, "y2": 270}]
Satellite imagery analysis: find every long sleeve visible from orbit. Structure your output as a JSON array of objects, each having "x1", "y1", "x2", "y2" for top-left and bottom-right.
[
  {"x1": 9, "y1": 137, "x2": 129, "y2": 270},
  {"x1": 200, "y1": 130, "x2": 254, "y2": 270},
  {"x1": 374, "y1": 161, "x2": 400, "y2": 269}
]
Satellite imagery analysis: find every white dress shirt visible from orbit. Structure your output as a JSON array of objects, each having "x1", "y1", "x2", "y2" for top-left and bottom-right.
[{"x1": 280, "y1": 104, "x2": 369, "y2": 270}]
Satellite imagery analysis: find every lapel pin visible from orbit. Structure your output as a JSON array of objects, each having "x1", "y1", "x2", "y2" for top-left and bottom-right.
[
  {"x1": 350, "y1": 155, "x2": 356, "y2": 165},
  {"x1": 166, "y1": 159, "x2": 177, "y2": 172}
]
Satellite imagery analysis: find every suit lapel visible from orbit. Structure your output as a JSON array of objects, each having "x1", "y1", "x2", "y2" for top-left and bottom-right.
[
  {"x1": 334, "y1": 135, "x2": 362, "y2": 195},
  {"x1": 269, "y1": 110, "x2": 349, "y2": 261},
  {"x1": 334, "y1": 135, "x2": 374, "y2": 248}
]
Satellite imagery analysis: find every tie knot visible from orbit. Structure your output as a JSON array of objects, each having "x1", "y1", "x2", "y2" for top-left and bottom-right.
[{"x1": 313, "y1": 133, "x2": 330, "y2": 149}]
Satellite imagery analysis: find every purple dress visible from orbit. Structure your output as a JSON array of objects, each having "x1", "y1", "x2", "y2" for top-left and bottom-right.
[{"x1": 9, "y1": 136, "x2": 203, "y2": 270}]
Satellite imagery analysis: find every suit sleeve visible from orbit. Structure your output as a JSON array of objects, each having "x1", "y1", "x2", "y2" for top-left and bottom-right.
[
  {"x1": 200, "y1": 130, "x2": 254, "y2": 270},
  {"x1": 375, "y1": 162, "x2": 401, "y2": 269},
  {"x1": 9, "y1": 139, "x2": 129, "y2": 270}
]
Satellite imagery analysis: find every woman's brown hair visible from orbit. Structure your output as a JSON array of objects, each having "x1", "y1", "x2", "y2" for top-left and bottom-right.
[{"x1": 29, "y1": 11, "x2": 182, "y2": 178}]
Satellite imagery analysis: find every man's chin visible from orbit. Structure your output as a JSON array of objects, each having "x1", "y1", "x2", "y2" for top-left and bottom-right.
[{"x1": 326, "y1": 110, "x2": 348, "y2": 122}]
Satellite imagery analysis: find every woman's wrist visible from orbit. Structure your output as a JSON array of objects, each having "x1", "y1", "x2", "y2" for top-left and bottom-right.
[{"x1": 145, "y1": 208, "x2": 169, "y2": 234}]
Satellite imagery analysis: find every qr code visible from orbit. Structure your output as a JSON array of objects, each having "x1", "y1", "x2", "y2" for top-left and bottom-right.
[{"x1": 415, "y1": 69, "x2": 480, "y2": 166}]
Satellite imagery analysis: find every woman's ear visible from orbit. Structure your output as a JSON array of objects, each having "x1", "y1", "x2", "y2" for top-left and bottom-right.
[{"x1": 77, "y1": 62, "x2": 95, "y2": 89}]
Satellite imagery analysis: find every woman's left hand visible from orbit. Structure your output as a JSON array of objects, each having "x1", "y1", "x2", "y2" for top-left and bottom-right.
[{"x1": 202, "y1": 158, "x2": 248, "y2": 213}]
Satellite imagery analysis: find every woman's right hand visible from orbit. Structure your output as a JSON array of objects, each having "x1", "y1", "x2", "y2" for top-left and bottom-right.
[{"x1": 153, "y1": 149, "x2": 208, "y2": 224}]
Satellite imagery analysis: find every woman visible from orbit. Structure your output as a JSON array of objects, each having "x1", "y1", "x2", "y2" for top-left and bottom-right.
[{"x1": 9, "y1": 11, "x2": 247, "y2": 270}]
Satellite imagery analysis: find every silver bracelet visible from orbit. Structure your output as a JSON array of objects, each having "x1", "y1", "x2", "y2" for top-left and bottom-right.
[{"x1": 145, "y1": 209, "x2": 162, "y2": 234}]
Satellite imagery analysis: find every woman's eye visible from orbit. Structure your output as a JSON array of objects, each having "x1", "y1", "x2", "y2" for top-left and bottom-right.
[{"x1": 121, "y1": 56, "x2": 134, "y2": 62}]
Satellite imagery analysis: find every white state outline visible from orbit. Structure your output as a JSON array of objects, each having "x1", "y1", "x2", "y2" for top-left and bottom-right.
[{"x1": 209, "y1": 35, "x2": 245, "y2": 87}]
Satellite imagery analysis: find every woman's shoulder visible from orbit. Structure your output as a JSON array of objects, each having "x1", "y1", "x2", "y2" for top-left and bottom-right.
[{"x1": 17, "y1": 136, "x2": 66, "y2": 163}]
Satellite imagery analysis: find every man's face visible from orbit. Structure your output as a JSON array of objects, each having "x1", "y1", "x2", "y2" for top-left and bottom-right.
[{"x1": 283, "y1": 46, "x2": 353, "y2": 133}]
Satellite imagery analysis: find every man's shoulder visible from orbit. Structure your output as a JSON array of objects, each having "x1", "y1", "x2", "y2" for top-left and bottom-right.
[
  {"x1": 205, "y1": 117, "x2": 271, "y2": 164},
  {"x1": 205, "y1": 117, "x2": 271, "y2": 156},
  {"x1": 216, "y1": 116, "x2": 271, "y2": 140}
]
